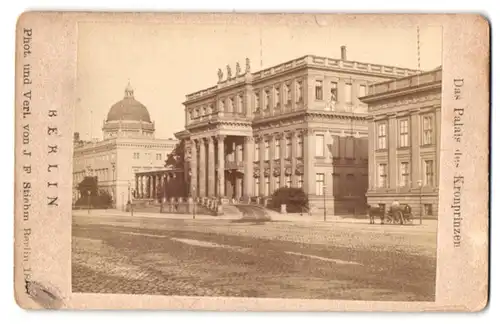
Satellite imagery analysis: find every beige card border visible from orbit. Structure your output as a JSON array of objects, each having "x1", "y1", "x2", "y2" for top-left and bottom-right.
[{"x1": 13, "y1": 12, "x2": 490, "y2": 311}]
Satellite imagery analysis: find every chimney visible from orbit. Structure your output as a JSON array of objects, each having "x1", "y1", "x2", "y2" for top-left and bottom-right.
[{"x1": 341, "y1": 46, "x2": 347, "y2": 60}]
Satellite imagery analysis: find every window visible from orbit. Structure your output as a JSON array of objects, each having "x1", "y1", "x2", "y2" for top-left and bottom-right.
[
  {"x1": 330, "y1": 82, "x2": 338, "y2": 102},
  {"x1": 424, "y1": 160, "x2": 434, "y2": 186},
  {"x1": 275, "y1": 86, "x2": 280, "y2": 107},
  {"x1": 315, "y1": 80, "x2": 323, "y2": 100},
  {"x1": 345, "y1": 83, "x2": 352, "y2": 103},
  {"x1": 332, "y1": 173, "x2": 341, "y2": 196},
  {"x1": 359, "y1": 84, "x2": 366, "y2": 97},
  {"x1": 378, "y1": 163, "x2": 388, "y2": 188},
  {"x1": 378, "y1": 123, "x2": 387, "y2": 149},
  {"x1": 297, "y1": 175, "x2": 303, "y2": 188},
  {"x1": 265, "y1": 90, "x2": 270, "y2": 110},
  {"x1": 254, "y1": 142, "x2": 260, "y2": 161},
  {"x1": 424, "y1": 204, "x2": 433, "y2": 216},
  {"x1": 296, "y1": 80, "x2": 303, "y2": 102},
  {"x1": 316, "y1": 173, "x2": 325, "y2": 195},
  {"x1": 423, "y1": 115, "x2": 433, "y2": 145},
  {"x1": 315, "y1": 134, "x2": 325, "y2": 157},
  {"x1": 297, "y1": 134, "x2": 303, "y2": 158},
  {"x1": 265, "y1": 177, "x2": 270, "y2": 196},
  {"x1": 286, "y1": 175, "x2": 292, "y2": 187},
  {"x1": 285, "y1": 83, "x2": 292, "y2": 103},
  {"x1": 254, "y1": 92, "x2": 260, "y2": 112},
  {"x1": 399, "y1": 162, "x2": 410, "y2": 187},
  {"x1": 255, "y1": 178, "x2": 260, "y2": 196},
  {"x1": 399, "y1": 119, "x2": 409, "y2": 147},
  {"x1": 285, "y1": 137, "x2": 292, "y2": 159},
  {"x1": 133, "y1": 152, "x2": 140, "y2": 159},
  {"x1": 275, "y1": 177, "x2": 280, "y2": 190},
  {"x1": 156, "y1": 153, "x2": 162, "y2": 161},
  {"x1": 264, "y1": 140, "x2": 270, "y2": 160},
  {"x1": 274, "y1": 138, "x2": 280, "y2": 159},
  {"x1": 228, "y1": 98, "x2": 234, "y2": 112}
]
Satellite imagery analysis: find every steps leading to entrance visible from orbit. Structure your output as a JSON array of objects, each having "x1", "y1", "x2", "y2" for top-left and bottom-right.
[{"x1": 221, "y1": 204, "x2": 244, "y2": 217}]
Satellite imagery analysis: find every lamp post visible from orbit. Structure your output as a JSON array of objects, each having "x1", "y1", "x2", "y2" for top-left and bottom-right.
[
  {"x1": 417, "y1": 180, "x2": 423, "y2": 225},
  {"x1": 87, "y1": 189, "x2": 91, "y2": 214},
  {"x1": 128, "y1": 181, "x2": 133, "y2": 217},
  {"x1": 322, "y1": 184, "x2": 327, "y2": 222},
  {"x1": 192, "y1": 184, "x2": 196, "y2": 220}
]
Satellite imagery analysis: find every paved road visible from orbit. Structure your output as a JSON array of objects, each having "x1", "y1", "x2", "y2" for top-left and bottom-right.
[{"x1": 72, "y1": 213, "x2": 437, "y2": 301}]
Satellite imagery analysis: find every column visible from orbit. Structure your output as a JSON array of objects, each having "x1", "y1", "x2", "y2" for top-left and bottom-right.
[
  {"x1": 139, "y1": 176, "x2": 143, "y2": 198},
  {"x1": 244, "y1": 136, "x2": 254, "y2": 197},
  {"x1": 207, "y1": 136, "x2": 215, "y2": 197},
  {"x1": 304, "y1": 129, "x2": 315, "y2": 195},
  {"x1": 199, "y1": 138, "x2": 207, "y2": 197},
  {"x1": 217, "y1": 135, "x2": 226, "y2": 197},
  {"x1": 388, "y1": 114, "x2": 398, "y2": 189},
  {"x1": 435, "y1": 107, "x2": 441, "y2": 187},
  {"x1": 410, "y1": 110, "x2": 421, "y2": 189},
  {"x1": 190, "y1": 139, "x2": 198, "y2": 197},
  {"x1": 135, "y1": 175, "x2": 139, "y2": 198},
  {"x1": 367, "y1": 118, "x2": 375, "y2": 190},
  {"x1": 279, "y1": 133, "x2": 286, "y2": 187},
  {"x1": 149, "y1": 175, "x2": 154, "y2": 199},
  {"x1": 269, "y1": 134, "x2": 276, "y2": 193},
  {"x1": 291, "y1": 131, "x2": 298, "y2": 186},
  {"x1": 259, "y1": 136, "x2": 265, "y2": 195},
  {"x1": 244, "y1": 85, "x2": 253, "y2": 118},
  {"x1": 234, "y1": 139, "x2": 242, "y2": 199}
]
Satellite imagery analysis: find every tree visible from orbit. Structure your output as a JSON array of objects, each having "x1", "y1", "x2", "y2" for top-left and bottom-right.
[
  {"x1": 269, "y1": 187, "x2": 309, "y2": 213},
  {"x1": 164, "y1": 141, "x2": 185, "y2": 169}
]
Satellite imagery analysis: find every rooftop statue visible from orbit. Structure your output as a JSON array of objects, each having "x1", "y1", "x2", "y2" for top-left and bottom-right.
[
  {"x1": 235, "y1": 62, "x2": 241, "y2": 76},
  {"x1": 245, "y1": 58, "x2": 251, "y2": 73},
  {"x1": 226, "y1": 64, "x2": 232, "y2": 80},
  {"x1": 217, "y1": 68, "x2": 223, "y2": 83}
]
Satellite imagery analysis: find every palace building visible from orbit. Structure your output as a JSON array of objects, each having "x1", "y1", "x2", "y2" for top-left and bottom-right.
[
  {"x1": 360, "y1": 67, "x2": 442, "y2": 217},
  {"x1": 174, "y1": 47, "x2": 421, "y2": 213},
  {"x1": 73, "y1": 83, "x2": 178, "y2": 210}
]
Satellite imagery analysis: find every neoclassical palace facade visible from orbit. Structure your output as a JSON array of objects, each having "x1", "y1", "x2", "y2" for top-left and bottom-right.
[
  {"x1": 175, "y1": 49, "x2": 420, "y2": 213},
  {"x1": 73, "y1": 84, "x2": 177, "y2": 210},
  {"x1": 360, "y1": 67, "x2": 442, "y2": 217}
]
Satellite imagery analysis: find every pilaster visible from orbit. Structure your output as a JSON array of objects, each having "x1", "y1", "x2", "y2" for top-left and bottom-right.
[
  {"x1": 410, "y1": 110, "x2": 421, "y2": 188},
  {"x1": 217, "y1": 135, "x2": 226, "y2": 197},
  {"x1": 291, "y1": 131, "x2": 298, "y2": 187}
]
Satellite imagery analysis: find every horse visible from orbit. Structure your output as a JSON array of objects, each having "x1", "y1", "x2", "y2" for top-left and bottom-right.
[{"x1": 367, "y1": 203, "x2": 385, "y2": 224}]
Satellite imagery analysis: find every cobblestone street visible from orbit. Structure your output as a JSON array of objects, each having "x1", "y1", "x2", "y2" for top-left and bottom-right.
[{"x1": 72, "y1": 213, "x2": 437, "y2": 301}]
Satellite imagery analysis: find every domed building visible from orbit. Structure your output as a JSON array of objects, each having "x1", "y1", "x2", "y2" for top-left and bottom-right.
[
  {"x1": 102, "y1": 84, "x2": 156, "y2": 139},
  {"x1": 72, "y1": 83, "x2": 179, "y2": 210}
]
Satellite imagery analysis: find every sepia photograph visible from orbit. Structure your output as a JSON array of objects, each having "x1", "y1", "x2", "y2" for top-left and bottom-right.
[{"x1": 70, "y1": 20, "x2": 443, "y2": 301}]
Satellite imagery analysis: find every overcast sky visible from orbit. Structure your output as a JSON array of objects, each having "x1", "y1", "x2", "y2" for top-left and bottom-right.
[{"x1": 75, "y1": 21, "x2": 442, "y2": 140}]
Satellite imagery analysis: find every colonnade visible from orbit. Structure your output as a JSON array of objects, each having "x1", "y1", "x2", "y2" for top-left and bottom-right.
[{"x1": 134, "y1": 172, "x2": 183, "y2": 199}]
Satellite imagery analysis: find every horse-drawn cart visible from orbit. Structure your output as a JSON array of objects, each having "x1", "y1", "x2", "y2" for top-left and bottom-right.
[{"x1": 368, "y1": 203, "x2": 413, "y2": 225}]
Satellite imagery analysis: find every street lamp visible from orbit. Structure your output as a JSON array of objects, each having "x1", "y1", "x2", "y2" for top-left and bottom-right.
[
  {"x1": 417, "y1": 180, "x2": 423, "y2": 225},
  {"x1": 87, "y1": 189, "x2": 91, "y2": 214},
  {"x1": 192, "y1": 184, "x2": 196, "y2": 220},
  {"x1": 128, "y1": 181, "x2": 133, "y2": 217},
  {"x1": 322, "y1": 184, "x2": 327, "y2": 222}
]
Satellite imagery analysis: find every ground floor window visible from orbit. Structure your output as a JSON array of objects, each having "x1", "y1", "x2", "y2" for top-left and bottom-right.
[
  {"x1": 275, "y1": 176, "x2": 280, "y2": 190},
  {"x1": 316, "y1": 173, "x2": 325, "y2": 195},
  {"x1": 286, "y1": 175, "x2": 292, "y2": 187},
  {"x1": 255, "y1": 178, "x2": 259, "y2": 196},
  {"x1": 424, "y1": 203, "x2": 433, "y2": 216},
  {"x1": 265, "y1": 177, "x2": 270, "y2": 196},
  {"x1": 297, "y1": 175, "x2": 303, "y2": 188}
]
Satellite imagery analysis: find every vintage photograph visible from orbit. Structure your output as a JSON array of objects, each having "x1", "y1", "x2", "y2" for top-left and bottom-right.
[{"x1": 71, "y1": 21, "x2": 443, "y2": 301}]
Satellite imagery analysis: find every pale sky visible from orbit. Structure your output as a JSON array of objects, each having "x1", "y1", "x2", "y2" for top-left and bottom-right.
[{"x1": 75, "y1": 22, "x2": 442, "y2": 140}]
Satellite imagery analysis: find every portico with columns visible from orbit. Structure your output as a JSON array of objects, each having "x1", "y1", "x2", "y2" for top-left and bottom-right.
[{"x1": 188, "y1": 128, "x2": 254, "y2": 201}]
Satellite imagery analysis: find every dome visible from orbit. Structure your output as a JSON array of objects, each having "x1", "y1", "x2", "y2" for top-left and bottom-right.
[{"x1": 106, "y1": 83, "x2": 151, "y2": 123}]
